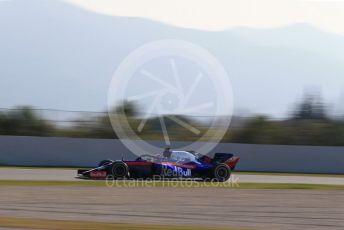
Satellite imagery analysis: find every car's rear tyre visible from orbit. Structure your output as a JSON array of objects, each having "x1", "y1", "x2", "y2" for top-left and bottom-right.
[
  {"x1": 212, "y1": 163, "x2": 231, "y2": 182},
  {"x1": 111, "y1": 161, "x2": 129, "y2": 179},
  {"x1": 98, "y1": 159, "x2": 113, "y2": 167}
]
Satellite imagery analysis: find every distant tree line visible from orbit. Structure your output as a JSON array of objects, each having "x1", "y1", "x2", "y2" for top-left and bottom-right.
[
  {"x1": 1, "y1": 95, "x2": 344, "y2": 146},
  {"x1": 227, "y1": 94, "x2": 344, "y2": 146},
  {"x1": 0, "y1": 106, "x2": 52, "y2": 136}
]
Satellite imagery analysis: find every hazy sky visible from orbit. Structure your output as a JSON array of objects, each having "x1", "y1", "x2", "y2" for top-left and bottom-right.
[
  {"x1": 1, "y1": 0, "x2": 344, "y2": 118},
  {"x1": 66, "y1": 0, "x2": 344, "y2": 34}
]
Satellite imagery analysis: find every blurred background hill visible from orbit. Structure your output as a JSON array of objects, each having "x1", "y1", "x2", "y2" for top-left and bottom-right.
[
  {"x1": 1, "y1": 0, "x2": 344, "y2": 118},
  {"x1": 1, "y1": 0, "x2": 344, "y2": 146}
]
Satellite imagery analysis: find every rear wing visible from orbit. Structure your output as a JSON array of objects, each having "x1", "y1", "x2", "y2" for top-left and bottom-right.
[
  {"x1": 212, "y1": 153, "x2": 234, "y2": 164},
  {"x1": 213, "y1": 153, "x2": 240, "y2": 170}
]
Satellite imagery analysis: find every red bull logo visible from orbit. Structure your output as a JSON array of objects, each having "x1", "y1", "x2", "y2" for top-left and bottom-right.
[{"x1": 161, "y1": 165, "x2": 191, "y2": 177}]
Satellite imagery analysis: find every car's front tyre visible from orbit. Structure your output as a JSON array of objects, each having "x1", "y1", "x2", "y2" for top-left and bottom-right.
[{"x1": 111, "y1": 161, "x2": 129, "y2": 179}]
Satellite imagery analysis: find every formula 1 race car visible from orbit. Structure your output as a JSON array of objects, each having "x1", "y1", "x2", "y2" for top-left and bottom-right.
[{"x1": 77, "y1": 150, "x2": 240, "y2": 182}]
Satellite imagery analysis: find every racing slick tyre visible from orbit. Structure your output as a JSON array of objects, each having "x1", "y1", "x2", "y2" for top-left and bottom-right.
[
  {"x1": 111, "y1": 161, "x2": 129, "y2": 179},
  {"x1": 212, "y1": 163, "x2": 231, "y2": 182},
  {"x1": 98, "y1": 159, "x2": 113, "y2": 167}
]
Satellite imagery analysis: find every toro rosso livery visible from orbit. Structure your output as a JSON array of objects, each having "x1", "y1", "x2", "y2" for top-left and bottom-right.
[{"x1": 77, "y1": 150, "x2": 240, "y2": 182}]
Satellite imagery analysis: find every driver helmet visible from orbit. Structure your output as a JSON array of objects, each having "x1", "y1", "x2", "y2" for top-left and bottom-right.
[{"x1": 163, "y1": 147, "x2": 172, "y2": 158}]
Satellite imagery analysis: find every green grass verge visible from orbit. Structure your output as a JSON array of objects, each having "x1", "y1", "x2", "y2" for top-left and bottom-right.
[
  {"x1": 237, "y1": 183, "x2": 344, "y2": 190},
  {"x1": 0, "y1": 180, "x2": 344, "y2": 189},
  {"x1": 0, "y1": 217, "x2": 249, "y2": 230}
]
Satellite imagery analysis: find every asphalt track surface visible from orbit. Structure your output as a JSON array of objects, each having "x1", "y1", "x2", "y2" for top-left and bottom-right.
[
  {"x1": 0, "y1": 168, "x2": 344, "y2": 185},
  {"x1": 0, "y1": 186, "x2": 343, "y2": 230},
  {"x1": 1, "y1": 168, "x2": 344, "y2": 230}
]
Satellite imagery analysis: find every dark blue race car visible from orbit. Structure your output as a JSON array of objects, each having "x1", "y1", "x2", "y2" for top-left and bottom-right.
[{"x1": 77, "y1": 150, "x2": 240, "y2": 182}]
